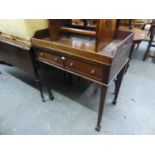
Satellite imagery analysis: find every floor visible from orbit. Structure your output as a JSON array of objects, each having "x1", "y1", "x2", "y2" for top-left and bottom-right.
[{"x1": 0, "y1": 42, "x2": 155, "y2": 135}]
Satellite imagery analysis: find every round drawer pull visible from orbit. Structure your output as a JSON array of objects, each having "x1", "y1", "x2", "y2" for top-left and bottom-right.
[
  {"x1": 40, "y1": 52, "x2": 44, "y2": 56},
  {"x1": 69, "y1": 62, "x2": 74, "y2": 67},
  {"x1": 54, "y1": 57, "x2": 58, "y2": 62},
  {"x1": 61, "y1": 56, "x2": 66, "y2": 60},
  {"x1": 90, "y1": 69, "x2": 95, "y2": 75}
]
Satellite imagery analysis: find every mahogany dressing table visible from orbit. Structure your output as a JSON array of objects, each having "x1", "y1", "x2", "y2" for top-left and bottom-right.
[{"x1": 32, "y1": 19, "x2": 134, "y2": 131}]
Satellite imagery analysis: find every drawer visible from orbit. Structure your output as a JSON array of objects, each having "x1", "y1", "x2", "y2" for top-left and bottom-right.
[
  {"x1": 65, "y1": 58, "x2": 103, "y2": 81},
  {"x1": 37, "y1": 51, "x2": 63, "y2": 67},
  {"x1": 36, "y1": 50, "x2": 104, "y2": 82}
]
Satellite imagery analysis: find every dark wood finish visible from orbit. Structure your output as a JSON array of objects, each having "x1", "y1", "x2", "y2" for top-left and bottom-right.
[
  {"x1": 30, "y1": 49, "x2": 46, "y2": 102},
  {"x1": 65, "y1": 58, "x2": 103, "y2": 81},
  {"x1": 95, "y1": 86, "x2": 107, "y2": 131},
  {"x1": 112, "y1": 64, "x2": 127, "y2": 105},
  {"x1": 60, "y1": 27, "x2": 96, "y2": 37},
  {"x1": 96, "y1": 19, "x2": 116, "y2": 52},
  {"x1": 129, "y1": 20, "x2": 133, "y2": 29},
  {"x1": 39, "y1": 63, "x2": 54, "y2": 100},
  {"x1": 32, "y1": 25, "x2": 134, "y2": 131},
  {"x1": 48, "y1": 19, "x2": 117, "y2": 52},
  {"x1": 116, "y1": 19, "x2": 133, "y2": 30},
  {"x1": 119, "y1": 26, "x2": 147, "y2": 43},
  {"x1": 37, "y1": 51, "x2": 64, "y2": 67},
  {"x1": 0, "y1": 34, "x2": 45, "y2": 102},
  {"x1": 48, "y1": 19, "x2": 72, "y2": 41},
  {"x1": 118, "y1": 26, "x2": 147, "y2": 68},
  {"x1": 0, "y1": 34, "x2": 33, "y2": 74}
]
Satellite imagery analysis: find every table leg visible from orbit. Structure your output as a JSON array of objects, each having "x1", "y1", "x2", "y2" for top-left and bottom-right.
[
  {"x1": 64, "y1": 71, "x2": 73, "y2": 85},
  {"x1": 93, "y1": 84, "x2": 98, "y2": 94},
  {"x1": 95, "y1": 85, "x2": 108, "y2": 132},
  {"x1": 41, "y1": 64, "x2": 54, "y2": 101},
  {"x1": 143, "y1": 41, "x2": 151, "y2": 61},
  {"x1": 129, "y1": 44, "x2": 135, "y2": 59},
  {"x1": 29, "y1": 50, "x2": 45, "y2": 102},
  {"x1": 34, "y1": 63, "x2": 45, "y2": 102},
  {"x1": 112, "y1": 65, "x2": 126, "y2": 105}
]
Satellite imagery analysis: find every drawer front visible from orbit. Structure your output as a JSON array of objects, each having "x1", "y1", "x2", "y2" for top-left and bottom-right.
[
  {"x1": 65, "y1": 58, "x2": 103, "y2": 81},
  {"x1": 37, "y1": 51, "x2": 63, "y2": 67},
  {"x1": 36, "y1": 50, "x2": 103, "y2": 82}
]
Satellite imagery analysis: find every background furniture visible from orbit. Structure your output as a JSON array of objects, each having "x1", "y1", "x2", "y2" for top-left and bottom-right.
[
  {"x1": 0, "y1": 20, "x2": 48, "y2": 102},
  {"x1": 0, "y1": 33, "x2": 34, "y2": 74},
  {"x1": 143, "y1": 24, "x2": 155, "y2": 60},
  {"x1": 116, "y1": 19, "x2": 133, "y2": 29},
  {"x1": 117, "y1": 19, "x2": 153, "y2": 29},
  {"x1": 0, "y1": 19, "x2": 48, "y2": 73}
]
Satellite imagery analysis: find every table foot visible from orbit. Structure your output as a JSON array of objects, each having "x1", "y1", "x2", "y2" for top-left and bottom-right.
[
  {"x1": 95, "y1": 125, "x2": 101, "y2": 132},
  {"x1": 112, "y1": 100, "x2": 117, "y2": 105},
  {"x1": 49, "y1": 95, "x2": 54, "y2": 100},
  {"x1": 96, "y1": 86, "x2": 107, "y2": 132}
]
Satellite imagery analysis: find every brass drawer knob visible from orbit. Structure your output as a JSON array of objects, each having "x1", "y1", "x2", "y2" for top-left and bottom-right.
[
  {"x1": 61, "y1": 56, "x2": 66, "y2": 60},
  {"x1": 90, "y1": 69, "x2": 95, "y2": 75},
  {"x1": 69, "y1": 62, "x2": 74, "y2": 67}
]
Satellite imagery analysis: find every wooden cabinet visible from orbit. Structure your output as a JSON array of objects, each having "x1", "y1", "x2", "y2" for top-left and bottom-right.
[{"x1": 0, "y1": 34, "x2": 34, "y2": 75}]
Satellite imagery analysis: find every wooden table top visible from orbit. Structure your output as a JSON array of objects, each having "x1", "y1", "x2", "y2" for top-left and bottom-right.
[
  {"x1": 32, "y1": 30, "x2": 134, "y2": 66},
  {"x1": 119, "y1": 26, "x2": 148, "y2": 43}
]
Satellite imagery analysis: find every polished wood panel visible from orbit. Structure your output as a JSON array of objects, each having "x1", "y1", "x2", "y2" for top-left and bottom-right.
[
  {"x1": 37, "y1": 50, "x2": 63, "y2": 67},
  {"x1": 35, "y1": 48, "x2": 109, "y2": 84},
  {"x1": 60, "y1": 27, "x2": 96, "y2": 36},
  {"x1": 96, "y1": 19, "x2": 116, "y2": 52},
  {"x1": 48, "y1": 19, "x2": 117, "y2": 52},
  {"x1": 48, "y1": 19, "x2": 72, "y2": 41},
  {"x1": 65, "y1": 58, "x2": 103, "y2": 81},
  {"x1": 119, "y1": 26, "x2": 147, "y2": 42}
]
